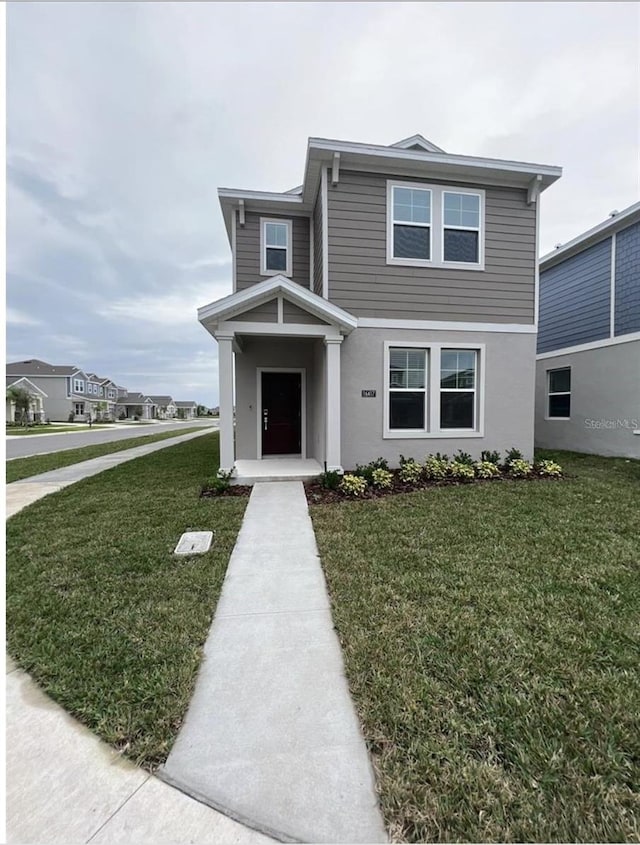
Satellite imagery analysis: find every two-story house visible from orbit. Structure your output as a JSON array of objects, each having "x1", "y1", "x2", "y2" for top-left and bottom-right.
[
  {"x1": 6, "y1": 359, "x2": 92, "y2": 421},
  {"x1": 198, "y1": 134, "x2": 562, "y2": 479},
  {"x1": 535, "y1": 201, "x2": 640, "y2": 458}
]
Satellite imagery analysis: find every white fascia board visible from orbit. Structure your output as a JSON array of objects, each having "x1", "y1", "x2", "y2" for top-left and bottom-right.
[
  {"x1": 536, "y1": 332, "x2": 640, "y2": 360},
  {"x1": 7, "y1": 376, "x2": 49, "y2": 397},
  {"x1": 391, "y1": 134, "x2": 446, "y2": 153},
  {"x1": 307, "y1": 138, "x2": 562, "y2": 188},
  {"x1": 540, "y1": 201, "x2": 640, "y2": 268},
  {"x1": 357, "y1": 317, "x2": 537, "y2": 334},
  {"x1": 218, "y1": 188, "x2": 305, "y2": 204},
  {"x1": 198, "y1": 274, "x2": 358, "y2": 333}
]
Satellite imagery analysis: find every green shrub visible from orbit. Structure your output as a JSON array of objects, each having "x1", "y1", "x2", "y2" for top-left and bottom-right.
[
  {"x1": 203, "y1": 474, "x2": 231, "y2": 495},
  {"x1": 453, "y1": 450, "x2": 474, "y2": 466},
  {"x1": 535, "y1": 459, "x2": 563, "y2": 477},
  {"x1": 481, "y1": 449, "x2": 501, "y2": 465},
  {"x1": 339, "y1": 474, "x2": 368, "y2": 497},
  {"x1": 508, "y1": 458, "x2": 533, "y2": 478},
  {"x1": 398, "y1": 459, "x2": 423, "y2": 483},
  {"x1": 423, "y1": 456, "x2": 449, "y2": 480},
  {"x1": 449, "y1": 461, "x2": 475, "y2": 481},
  {"x1": 505, "y1": 447, "x2": 523, "y2": 465},
  {"x1": 371, "y1": 468, "x2": 393, "y2": 489},
  {"x1": 354, "y1": 457, "x2": 389, "y2": 484},
  {"x1": 474, "y1": 460, "x2": 501, "y2": 479},
  {"x1": 319, "y1": 470, "x2": 342, "y2": 490}
]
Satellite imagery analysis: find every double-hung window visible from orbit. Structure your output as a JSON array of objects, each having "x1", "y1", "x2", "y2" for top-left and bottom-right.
[
  {"x1": 73, "y1": 378, "x2": 84, "y2": 393},
  {"x1": 547, "y1": 367, "x2": 571, "y2": 418},
  {"x1": 387, "y1": 182, "x2": 484, "y2": 268},
  {"x1": 388, "y1": 348, "x2": 428, "y2": 430},
  {"x1": 260, "y1": 218, "x2": 292, "y2": 276},
  {"x1": 440, "y1": 349, "x2": 477, "y2": 429}
]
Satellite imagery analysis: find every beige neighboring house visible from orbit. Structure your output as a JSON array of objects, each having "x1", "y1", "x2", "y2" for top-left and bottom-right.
[
  {"x1": 148, "y1": 395, "x2": 177, "y2": 419},
  {"x1": 6, "y1": 376, "x2": 48, "y2": 423},
  {"x1": 175, "y1": 400, "x2": 198, "y2": 419},
  {"x1": 198, "y1": 132, "x2": 562, "y2": 478},
  {"x1": 115, "y1": 391, "x2": 155, "y2": 420}
]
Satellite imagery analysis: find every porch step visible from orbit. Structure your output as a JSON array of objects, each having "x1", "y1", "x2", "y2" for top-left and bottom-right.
[{"x1": 231, "y1": 458, "x2": 323, "y2": 486}]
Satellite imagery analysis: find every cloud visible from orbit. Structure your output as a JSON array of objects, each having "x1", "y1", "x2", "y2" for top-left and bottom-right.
[{"x1": 6, "y1": 308, "x2": 41, "y2": 326}]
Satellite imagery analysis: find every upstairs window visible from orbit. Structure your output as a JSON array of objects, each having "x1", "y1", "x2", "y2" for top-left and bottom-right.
[
  {"x1": 391, "y1": 186, "x2": 431, "y2": 261},
  {"x1": 443, "y1": 192, "x2": 481, "y2": 264},
  {"x1": 73, "y1": 378, "x2": 84, "y2": 393},
  {"x1": 261, "y1": 218, "x2": 292, "y2": 277},
  {"x1": 387, "y1": 182, "x2": 484, "y2": 269},
  {"x1": 548, "y1": 367, "x2": 571, "y2": 418}
]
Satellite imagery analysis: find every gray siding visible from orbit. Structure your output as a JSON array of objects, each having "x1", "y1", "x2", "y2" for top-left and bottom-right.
[
  {"x1": 326, "y1": 170, "x2": 536, "y2": 322},
  {"x1": 535, "y1": 341, "x2": 640, "y2": 459},
  {"x1": 283, "y1": 301, "x2": 328, "y2": 325},
  {"x1": 615, "y1": 221, "x2": 640, "y2": 336},
  {"x1": 235, "y1": 212, "x2": 310, "y2": 291},
  {"x1": 538, "y1": 238, "x2": 612, "y2": 353},
  {"x1": 234, "y1": 299, "x2": 278, "y2": 323},
  {"x1": 313, "y1": 188, "x2": 323, "y2": 296}
]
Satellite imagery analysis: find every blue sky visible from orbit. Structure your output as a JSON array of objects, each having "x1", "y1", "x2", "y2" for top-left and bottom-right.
[{"x1": 7, "y1": 2, "x2": 639, "y2": 405}]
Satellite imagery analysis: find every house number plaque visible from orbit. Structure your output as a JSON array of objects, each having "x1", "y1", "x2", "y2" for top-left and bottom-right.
[{"x1": 361, "y1": 390, "x2": 377, "y2": 398}]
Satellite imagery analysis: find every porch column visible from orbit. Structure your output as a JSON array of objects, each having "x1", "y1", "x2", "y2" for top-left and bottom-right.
[
  {"x1": 217, "y1": 334, "x2": 235, "y2": 473},
  {"x1": 325, "y1": 336, "x2": 343, "y2": 472}
]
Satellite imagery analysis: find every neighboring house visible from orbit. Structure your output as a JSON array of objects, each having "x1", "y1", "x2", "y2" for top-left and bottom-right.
[
  {"x1": 197, "y1": 133, "x2": 562, "y2": 477},
  {"x1": 174, "y1": 400, "x2": 198, "y2": 419},
  {"x1": 5, "y1": 359, "x2": 93, "y2": 421},
  {"x1": 6, "y1": 376, "x2": 48, "y2": 423},
  {"x1": 115, "y1": 392, "x2": 155, "y2": 420},
  {"x1": 535, "y1": 201, "x2": 640, "y2": 458},
  {"x1": 148, "y1": 395, "x2": 177, "y2": 419}
]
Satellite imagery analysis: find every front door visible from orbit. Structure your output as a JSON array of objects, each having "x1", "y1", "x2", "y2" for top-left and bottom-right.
[{"x1": 261, "y1": 371, "x2": 302, "y2": 456}]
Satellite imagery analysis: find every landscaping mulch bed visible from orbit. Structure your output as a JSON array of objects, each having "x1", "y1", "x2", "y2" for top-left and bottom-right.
[{"x1": 200, "y1": 485, "x2": 253, "y2": 498}]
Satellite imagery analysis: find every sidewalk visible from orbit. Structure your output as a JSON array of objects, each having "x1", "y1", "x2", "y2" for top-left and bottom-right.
[
  {"x1": 6, "y1": 428, "x2": 211, "y2": 518},
  {"x1": 160, "y1": 482, "x2": 387, "y2": 843},
  {"x1": 6, "y1": 426, "x2": 274, "y2": 844}
]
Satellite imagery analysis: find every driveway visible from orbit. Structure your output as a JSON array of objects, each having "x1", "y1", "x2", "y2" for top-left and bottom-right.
[{"x1": 6, "y1": 418, "x2": 218, "y2": 459}]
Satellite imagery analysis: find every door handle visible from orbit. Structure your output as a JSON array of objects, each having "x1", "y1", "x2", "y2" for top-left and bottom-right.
[{"x1": 263, "y1": 410, "x2": 268, "y2": 431}]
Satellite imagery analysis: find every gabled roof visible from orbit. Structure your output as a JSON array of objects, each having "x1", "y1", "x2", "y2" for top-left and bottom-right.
[
  {"x1": 6, "y1": 358, "x2": 81, "y2": 377},
  {"x1": 540, "y1": 200, "x2": 640, "y2": 270},
  {"x1": 198, "y1": 274, "x2": 358, "y2": 335},
  {"x1": 175, "y1": 400, "x2": 198, "y2": 408},
  {"x1": 116, "y1": 392, "x2": 153, "y2": 404},
  {"x1": 390, "y1": 134, "x2": 445, "y2": 153},
  {"x1": 147, "y1": 395, "x2": 174, "y2": 405},
  {"x1": 6, "y1": 376, "x2": 48, "y2": 397}
]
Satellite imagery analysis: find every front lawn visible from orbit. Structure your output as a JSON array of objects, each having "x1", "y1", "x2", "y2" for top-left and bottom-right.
[
  {"x1": 6, "y1": 432, "x2": 248, "y2": 768},
  {"x1": 311, "y1": 451, "x2": 640, "y2": 842},
  {"x1": 7, "y1": 425, "x2": 206, "y2": 483},
  {"x1": 6, "y1": 424, "x2": 109, "y2": 435}
]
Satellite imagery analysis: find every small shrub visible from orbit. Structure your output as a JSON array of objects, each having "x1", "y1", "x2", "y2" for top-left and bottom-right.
[
  {"x1": 535, "y1": 459, "x2": 563, "y2": 477},
  {"x1": 505, "y1": 447, "x2": 523, "y2": 465},
  {"x1": 509, "y1": 458, "x2": 533, "y2": 478},
  {"x1": 481, "y1": 450, "x2": 501, "y2": 465},
  {"x1": 118, "y1": 411, "x2": 126, "y2": 420},
  {"x1": 474, "y1": 460, "x2": 500, "y2": 479},
  {"x1": 203, "y1": 476, "x2": 231, "y2": 495},
  {"x1": 399, "y1": 459, "x2": 423, "y2": 483},
  {"x1": 434, "y1": 452, "x2": 450, "y2": 462},
  {"x1": 371, "y1": 468, "x2": 393, "y2": 489},
  {"x1": 339, "y1": 474, "x2": 368, "y2": 497},
  {"x1": 354, "y1": 458, "x2": 389, "y2": 484},
  {"x1": 453, "y1": 450, "x2": 474, "y2": 466},
  {"x1": 449, "y1": 461, "x2": 475, "y2": 481},
  {"x1": 423, "y1": 456, "x2": 449, "y2": 480},
  {"x1": 319, "y1": 470, "x2": 342, "y2": 490},
  {"x1": 68, "y1": 412, "x2": 75, "y2": 423}
]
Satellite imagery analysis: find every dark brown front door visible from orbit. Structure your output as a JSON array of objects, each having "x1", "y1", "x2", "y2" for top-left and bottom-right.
[{"x1": 261, "y1": 371, "x2": 302, "y2": 456}]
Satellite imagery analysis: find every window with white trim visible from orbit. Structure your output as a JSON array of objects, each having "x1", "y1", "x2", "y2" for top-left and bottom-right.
[
  {"x1": 440, "y1": 349, "x2": 477, "y2": 429},
  {"x1": 73, "y1": 378, "x2": 84, "y2": 393},
  {"x1": 108, "y1": 390, "x2": 115, "y2": 399},
  {"x1": 390, "y1": 187, "x2": 431, "y2": 261},
  {"x1": 74, "y1": 402, "x2": 84, "y2": 416},
  {"x1": 389, "y1": 348, "x2": 428, "y2": 430},
  {"x1": 547, "y1": 367, "x2": 571, "y2": 418},
  {"x1": 387, "y1": 182, "x2": 484, "y2": 269},
  {"x1": 260, "y1": 218, "x2": 292, "y2": 276}
]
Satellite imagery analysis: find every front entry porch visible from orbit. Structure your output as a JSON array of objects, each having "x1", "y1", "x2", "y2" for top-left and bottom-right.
[{"x1": 232, "y1": 457, "x2": 323, "y2": 485}]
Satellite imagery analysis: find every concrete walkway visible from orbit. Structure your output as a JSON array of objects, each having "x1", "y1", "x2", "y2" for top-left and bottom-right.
[
  {"x1": 7, "y1": 425, "x2": 273, "y2": 844},
  {"x1": 6, "y1": 427, "x2": 213, "y2": 518},
  {"x1": 160, "y1": 482, "x2": 387, "y2": 844}
]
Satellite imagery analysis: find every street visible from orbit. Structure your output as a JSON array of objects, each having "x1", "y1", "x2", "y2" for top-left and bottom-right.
[{"x1": 6, "y1": 419, "x2": 218, "y2": 459}]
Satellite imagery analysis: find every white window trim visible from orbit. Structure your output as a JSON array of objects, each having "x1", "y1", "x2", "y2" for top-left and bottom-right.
[
  {"x1": 386, "y1": 181, "x2": 485, "y2": 270},
  {"x1": 260, "y1": 217, "x2": 293, "y2": 278},
  {"x1": 383, "y1": 341, "x2": 485, "y2": 439},
  {"x1": 74, "y1": 402, "x2": 85, "y2": 416},
  {"x1": 73, "y1": 378, "x2": 84, "y2": 393},
  {"x1": 388, "y1": 348, "x2": 430, "y2": 436},
  {"x1": 546, "y1": 367, "x2": 571, "y2": 420},
  {"x1": 256, "y1": 367, "x2": 306, "y2": 459},
  {"x1": 440, "y1": 348, "x2": 478, "y2": 433}
]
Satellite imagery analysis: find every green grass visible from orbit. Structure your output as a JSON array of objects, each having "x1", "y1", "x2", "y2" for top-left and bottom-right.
[
  {"x1": 6, "y1": 426, "x2": 206, "y2": 483},
  {"x1": 6, "y1": 432, "x2": 248, "y2": 768},
  {"x1": 311, "y1": 450, "x2": 640, "y2": 842},
  {"x1": 7, "y1": 424, "x2": 109, "y2": 436}
]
